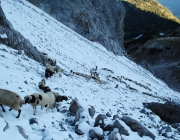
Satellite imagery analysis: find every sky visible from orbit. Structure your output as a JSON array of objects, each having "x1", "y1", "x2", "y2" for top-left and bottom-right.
[
  {"x1": 157, "y1": 0, "x2": 180, "y2": 18},
  {"x1": 0, "y1": 0, "x2": 180, "y2": 140}
]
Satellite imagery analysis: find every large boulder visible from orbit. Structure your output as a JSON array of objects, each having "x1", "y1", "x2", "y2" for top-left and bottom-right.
[
  {"x1": 26, "y1": 0, "x2": 126, "y2": 55},
  {"x1": 143, "y1": 101, "x2": 180, "y2": 123},
  {"x1": 121, "y1": 116, "x2": 156, "y2": 140}
]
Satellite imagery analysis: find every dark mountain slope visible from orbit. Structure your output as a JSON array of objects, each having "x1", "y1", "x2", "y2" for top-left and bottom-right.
[{"x1": 122, "y1": 0, "x2": 180, "y2": 41}]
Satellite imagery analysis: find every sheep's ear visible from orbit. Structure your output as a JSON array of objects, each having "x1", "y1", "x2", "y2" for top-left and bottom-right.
[
  {"x1": 30, "y1": 95, "x2": 36, "y2": 103},
  {"x1": 39, "y1": 95, "x2": 43, "y2": 100}
]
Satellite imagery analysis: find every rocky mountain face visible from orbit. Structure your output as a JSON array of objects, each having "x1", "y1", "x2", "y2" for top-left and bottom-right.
[
  {"x1": 122, "y1": 0, "x2": 180, "y2": 92},
  {"x1": 26, "y1": 0, "x2": 126, "y2": 55},
  {"x1": 122, "y1": 0, "x2": 180, "y2": 41},
  {"x1": 0, "y1": 4, "x2": 45, "y2": 64}
]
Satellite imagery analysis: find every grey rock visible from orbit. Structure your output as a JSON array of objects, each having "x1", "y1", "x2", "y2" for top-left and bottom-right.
[
  {"x1": 112, "y1": 120, "x2": 129, "y2": 136},
  {"x1": 113, "y1": 114, "x2": 121, "y2": 120},
  {"x1": 94, "y1": 114, "x2": 107, "y2": 129},
  {"x1": 143, "y1": 101, "x2": 180, "y2": 123},
  {"x1": 88, "y1": 106, "x2": 96, "y2": 118},
  {"x1": 89, "y1": 129, "x2": 104, "y2": 140},
  {"x1": 69, "y1": 99, "x2": 81, "y2": 115},
  {"x1": 108, "y1": 131, "x2": 122, "y2": 140},
  {"x1": 104, "y1": 124, "x2": 113, "y2": 131},
  {"x1": 27, "y1": 0, "x2": 126, "y2": 55},
  {"x1": 159, "y1": 126, "x2": 172, "y2": 138},
  {"x1": 170, "y1": 123, "x2": 179, "y2": 129},
  {"x1": 75, "y1": 124, "x2": 84, "y2": 135},
  {"x1": 29, "y1": 118, "x2": 38, "y2": 125},
  {"x1": 74, "y1": 108, "x2": 85, "y2": 124},
  {"x1": 106, "y1": 112, "x2": 112, "y2": 117},
  {"x1": 121, "y1": 116, "x2": 156, "y2": 140}
]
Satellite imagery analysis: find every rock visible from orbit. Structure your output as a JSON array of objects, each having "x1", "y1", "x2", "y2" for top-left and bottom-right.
[
  {"x1": 74, "y1": 108, "x2": 89, "y2": 124},
  {"x1": 108, "y1": 130, "x2": 122, "y2": 140},
  {"x1": 88, "y1": 106, "x2": 96, "y2": 118},
  {"x1": 94, "y1": 114, "x2": 107, "y2": 129},
  {"x1": 143, "y1": 101, "x2": 180, "y2": 123},
  {"x1": 104, "y1": 124, "x2": 113, "y2": 131},
  {"x1": 112, "y1": 120, "x2": 129, "y2": 136},
  {"x1": 75, "y1": 122, "x2": 89, "y2": 135},
  {"x1": 113, "y1": 114, "x2": 121, "y2": 120},
  {"x1": 29, "y1": 118, "x2": 38, "y2": 125},
  {"x1": 106, "y1": 112, "x2": 112, "y2": 117},
  {"x1": 121, "y1": 116, "x2": 156, "y2": 140},
  {"x1": 26, "y1": 0, "x2": 126, "y2": 55},
  {"x1": 159, "y1": 126, "x2": 172, "y2": 138},
  {"x1": 69, "y1": 99, "x2": 81, "y2": 115},
  {"x1": 89, "y1": 129, "x2": 103, "y2": 140}
]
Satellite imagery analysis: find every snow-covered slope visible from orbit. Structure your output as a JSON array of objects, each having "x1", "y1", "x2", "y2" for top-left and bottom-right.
[{"x1": 0, "y1": 0, "x2": 180, "y2": 140}]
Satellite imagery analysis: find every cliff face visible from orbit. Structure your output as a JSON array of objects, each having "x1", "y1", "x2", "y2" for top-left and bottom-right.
[
  {"x1": 122, "y1": 0, "x2": 180, "y2": 40},
  {"x1": 122, "y1": 0, "x2": 180, "y2": 92},
  {"x1": 26, "y1": 0, "x2": 126, "y2": 55}
]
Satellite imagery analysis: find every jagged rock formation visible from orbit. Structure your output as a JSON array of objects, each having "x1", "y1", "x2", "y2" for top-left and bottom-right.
[
  {"x1": 122, "y1": 0, "x2": 180, "y2": 40},
  {"x1": 26, "y1": 0, "x2": 126, "y2": 55},
  {"x1": 0, "y1": 3, "x2": 45, "y2": 64}
]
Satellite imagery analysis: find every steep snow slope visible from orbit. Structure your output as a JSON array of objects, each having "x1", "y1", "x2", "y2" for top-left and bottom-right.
[{"x1": 0, "y1": 0, "x2": 180, "y2": 140}]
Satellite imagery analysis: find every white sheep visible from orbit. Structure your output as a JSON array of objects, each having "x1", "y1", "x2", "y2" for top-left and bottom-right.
[
  {"x1": 24, "y1": 92, "x2": 55, "y2": 115},
  {"x1": 0, "y1": 88, "x2": 23, "y2": 118}
]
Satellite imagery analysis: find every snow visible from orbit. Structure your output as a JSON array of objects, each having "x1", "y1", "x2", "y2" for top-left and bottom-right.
[
  {"x1": 0, "y1": 0, "x2": 180, "y2": 140},
  {"x1": 0, "y1": 33, "x2": 8, "y2": 38}
]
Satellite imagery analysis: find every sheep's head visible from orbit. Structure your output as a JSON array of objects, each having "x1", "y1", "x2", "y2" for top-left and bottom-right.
[
  {"x1": 56, "y1": 95, "x2": 68, "y2": 102},
  {"x1": 24, "y1": 95, "x2": 39, "y2": 105},
  {"x1": 24, "y1": 95, "x2": 31, "y2": 104}
]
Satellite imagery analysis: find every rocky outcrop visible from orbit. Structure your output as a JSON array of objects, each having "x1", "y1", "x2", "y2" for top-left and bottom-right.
[
  {"x1": 122, "y1": 0, "x2": 180, "y2": 40},
  {"x1": 121, "y1": 116, "x2": 156, "y2": 140},
  {"x1": 0, "y1": 3, "x2": 45, "y2": 64},
  {"x1": 143, "y1": 101, "x2": 180, "y2": 123},
  {"x1": 26, "y1": 0, "x2": 126, "y2": 55},
  {"x1": 126, "y1": 36, "x2": 180, "y2": 92}
]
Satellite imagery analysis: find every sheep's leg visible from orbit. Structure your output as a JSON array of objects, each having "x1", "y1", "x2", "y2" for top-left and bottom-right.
[
  {"x1": 0, "y1": 104, "x2": 6, "y2": 112},
  {"x1": 33, "y1": 106, "x2": 36, "y2": 115},
  {"x1": 45, "y1": 104, "x2": 49, "y2": 113},
  {"x1": 16, "y1": 109, "x2": 21, "y2": 118}
]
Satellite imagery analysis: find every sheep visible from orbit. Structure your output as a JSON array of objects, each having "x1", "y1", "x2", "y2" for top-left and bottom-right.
[
  {"x1": 24, "y1": 92, "x2": 55, "y2": 115},
  {"x1": 0, "y1": 88, "x2": 23, "y2": 118},
  {"x1": 38, "y1": 79, "x2": 51, "y2": 93},
  {"x1": 42, "y1": 52, "x2": 56, "y2": 66},
  {"x1": 42, "y1": 86, "x2": 51, "y2": 93},
  {"x1": 38, "y1": 79, "x2": 46, "y2": 90},
  {"x1": 45, "y1": 66, "x2": 59, "y2": 78},
  {"x1": 52, "y1": 92, "x2": 68, "y2": 112}
]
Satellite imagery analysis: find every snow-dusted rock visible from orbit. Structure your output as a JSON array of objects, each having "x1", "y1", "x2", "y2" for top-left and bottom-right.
[
  {"x1": 143, "y1": 101, "x2": 180, "y2": 123},
  {"x1": 121, "y1": 116, "x2": 156, "y2": 140}
]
